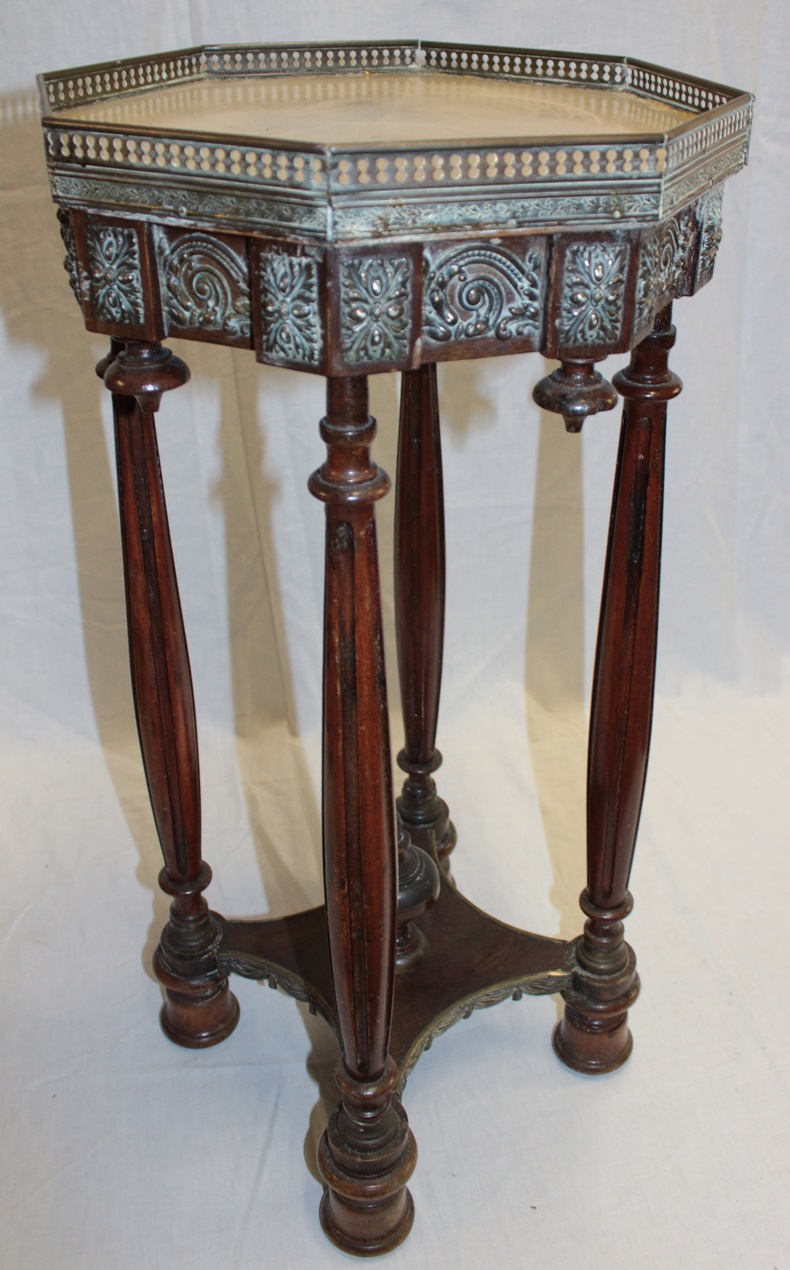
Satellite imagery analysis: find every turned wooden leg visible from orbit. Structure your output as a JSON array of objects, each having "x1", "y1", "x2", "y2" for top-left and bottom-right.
[
  {"x1": 553, "y1": 305, "x2": 681, "y2": 1074},
  {"x1": 311, "y1": 378, "x2": 416, "y2": 1256},
  {"x1": 395, "y1": 365, "x2": 456, "y2": 879},
  {"x1": 102, "y1": 340, "x2": 239, "y2": 1049}
]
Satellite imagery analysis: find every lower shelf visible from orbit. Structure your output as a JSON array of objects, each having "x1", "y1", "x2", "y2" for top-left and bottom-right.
[{"x1": 215, "y1": 878, "x2": 575, "y2": 1086}]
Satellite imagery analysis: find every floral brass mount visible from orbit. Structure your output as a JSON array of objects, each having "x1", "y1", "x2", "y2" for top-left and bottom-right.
[{"x1": 215, "y1": 880, "x2": 575, "y2": 1091}]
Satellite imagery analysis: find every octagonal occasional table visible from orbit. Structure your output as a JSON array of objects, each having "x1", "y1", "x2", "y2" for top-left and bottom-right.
[{"x1": 38, "y1": 40, "x2": 753, "y2": 1256}]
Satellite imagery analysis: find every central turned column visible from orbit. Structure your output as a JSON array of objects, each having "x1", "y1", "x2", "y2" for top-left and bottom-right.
[
  {"x1": 395, "y1": 365, "x2": 456, "y2": 872},
  {"x1": 310, "y1": 378, "x2": 416, "y2": 1256}
]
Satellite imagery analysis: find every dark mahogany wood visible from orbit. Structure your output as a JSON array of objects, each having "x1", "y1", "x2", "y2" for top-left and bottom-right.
[
  {"x1": 102, "y1": 339, "x2": 239, "y2": 1048},
  {"x1": 395, "y1": 365, "x2": 457, "y2": 869},
  {"x1": 553, "y1": 304, "x2": 682, "y2": 1073},
  {"x1": 46, "y1": 48, "x2": 747, "y2": 1244},
  {"x1": 389, "y1": 879, "x2": 572, "y2": 1081},
  {"x1": 309, "y1": 378, "x2": 416, "y2": 1256},
  {"x1": 216, "y1": 877, "x2": 573, "y2": 1085},
  {"x1": 394, "y1": 815, "x2": 440, "y2": 972}
]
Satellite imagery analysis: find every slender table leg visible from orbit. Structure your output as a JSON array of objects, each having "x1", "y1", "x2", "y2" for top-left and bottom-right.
[
  {"x1": 311, "y1": 378, "x2": 416, "y2": 1256},
  {"x1": 102, "y1": 340, "x2": 239, "y2": 1049},
  {"x1": 395, "y1": 365, "x2": 456, "y2": 871},
  {"x1": 554, "y1": 305, "x2": 682, "y2": 1073}
]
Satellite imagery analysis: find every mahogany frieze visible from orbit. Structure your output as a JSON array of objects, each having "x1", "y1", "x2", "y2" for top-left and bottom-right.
[
  {"x1": 58, "y1": 189, "x2": 723, "y2": 372},
  {"x1": 56, "y1": 208, "x2": 82, "y2": 309}
]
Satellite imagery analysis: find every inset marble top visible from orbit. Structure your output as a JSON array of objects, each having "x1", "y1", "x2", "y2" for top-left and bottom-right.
[
  {"x1": 52, "y1": 71, "x2": 695, "y2": 145},
  {"x1": 38, "y1": 40, "x2": 753, "y2": 242}
]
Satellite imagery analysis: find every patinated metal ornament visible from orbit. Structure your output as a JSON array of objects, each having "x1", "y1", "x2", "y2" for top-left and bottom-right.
[
  {"x1": 665, "y1": 144, "x2": 746, "y2": 213},
  {"x1": 86, "y1": 223, "x2": 145, "y2": 325},
  {"x1": 56, "y1": 208, "x2": 81, "y2": 308},
  {"x1": 560, "y1": 242, "x2": 627, "y2": 345},
  {"x1": 335, "y1": 193, "x2": 661, "y2": 241},
  {"x1": 423, "y1": 244, "x2": 543, "y2": 344},
  {"x1": 52, "y1": 173, "x2": 327, "y2": 236},
  {"x1": 157, "y1": 231, "x2": 251, "y2": 338},
  {"x1": 398, "y1": 965, "x2": 574, "y2": 1089},
  {"x1": 340, "y1": 257, "x2": 412, "y2": 363},
  {"x1": 260, "y1": 251, "x2": 322, "y2": 366},
  {"x1": 41, "y1": 42, "x2": 753, "y2": 246},
  {"x1": 218, "y1": 952, "x2": 336, "y2": 1029},
  {"x1": 696, "y1": 185, "x2": 724, "y2": 288},
  {"x1": 634, "y1": 207, "x2": 697, "y2": 337}
]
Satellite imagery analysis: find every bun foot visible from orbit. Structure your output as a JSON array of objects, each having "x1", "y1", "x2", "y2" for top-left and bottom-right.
[
  {"x1": 156, "y1": 962, "x2": 240, "y2": 1050},
  {"x1": 317, "y1": 1058, "x2": 417, "y2": 1257},
  {"x1": 552, "y1": 1002, "x2": 634, "y2": 1074},
  {"x1": 319, "y1": 1181, "x2": 415, "y2": 1258},
  {"x1": 154, "y1": 908, "x2": 240, "y2": 1050},
  {"x1": 553, "y1": 939, "x2": 639, "y2": 1075}
]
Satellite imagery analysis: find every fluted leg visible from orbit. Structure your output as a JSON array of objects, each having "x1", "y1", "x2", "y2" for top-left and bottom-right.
[
  {"x1": 311, "y1": 378, "x2": 416, "y2": 1255},
  {"x1": 395, "y1": 365, "x2": 456, "y2": 874},
  {"x1": 103, "y1": 340, "x2": 239, "y2": 1049},
  {"x1": 554, "y1": 306, "x2": 681, "y2": 1073}
]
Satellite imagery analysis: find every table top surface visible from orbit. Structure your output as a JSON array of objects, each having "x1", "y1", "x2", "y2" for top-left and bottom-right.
[{"x1": 55, "y1": 71, "x2": 695, "y2": 147}]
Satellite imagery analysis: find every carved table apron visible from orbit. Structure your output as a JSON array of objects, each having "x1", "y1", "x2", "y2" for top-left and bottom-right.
[{"x1": 38, "y1": 40, "x2": 753, "y2": 1257}]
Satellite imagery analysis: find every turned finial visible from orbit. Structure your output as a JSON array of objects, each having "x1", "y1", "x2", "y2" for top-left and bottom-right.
[
  {"x1": 395, "y1": 816, "x2": 441, "y2": 973},
  {"x1": 103, "y1": 340, "x2": 190, "y2": 414},
  {"x1": 532, "y1": 359, "x2": 618, "y2": 432}
]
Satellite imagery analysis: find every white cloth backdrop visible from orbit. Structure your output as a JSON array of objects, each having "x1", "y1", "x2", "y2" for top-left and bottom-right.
[{"x1": 1, "y1": 3, "x2": 788, "y2": 1267}]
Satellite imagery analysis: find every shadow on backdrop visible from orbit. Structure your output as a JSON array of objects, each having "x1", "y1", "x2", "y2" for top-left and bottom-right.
[
  {"x1": 526, "y1": 397, "x2": 588, "y2": 946},
  {"x1": 0, "y1": 94, "x2": 163, "y2": 964}
]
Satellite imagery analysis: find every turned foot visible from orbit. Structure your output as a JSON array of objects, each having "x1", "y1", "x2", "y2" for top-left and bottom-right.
[
  {"x1": 317, "y1": 1059, "x2": 416, "y2": 1256},
  {"x1": 553, "y1": 893, "x2": 639, "y2": 1074},
  {"x1": 154, "y1": 866, "x2": 239, "y2": 1048}
]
